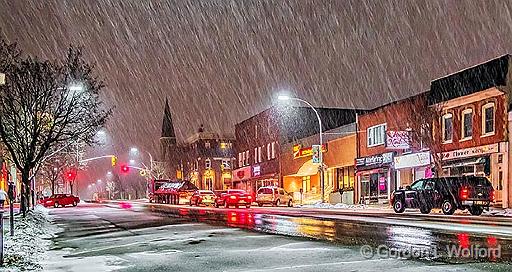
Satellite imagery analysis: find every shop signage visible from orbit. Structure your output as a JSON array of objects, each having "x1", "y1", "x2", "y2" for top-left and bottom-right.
[
  {"x1": 394, "y1": 151, "x2": 431, "y2": 169},
  {"x1": 252, "y1": 165, "x2": 261, "y2": 177},
  {"x1": 293, "y1": 144, "x2": 327, "y2": 159},
  {"x1": 442, "y1": 143, "x2": 499, "y2": 161},
  {"x1": 232, "y1": 166, "x2": 251, "y2": 182},
  {"x1": 386, "y1": 131, "x2": 410, "y2": 149},
  {"x1": 355, "y1": 152, "x2": 394, "y2": 169}
]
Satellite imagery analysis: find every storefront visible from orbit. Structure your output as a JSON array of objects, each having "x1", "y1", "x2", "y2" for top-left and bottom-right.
[
  {"x1": 232, "y1": 165, "x2": 278, "y2": 196},
  {"x1": 441, "y1": 142, "x2": 507, "y2": 204},
  {"x1": 355, "y1": 152, "x2": 394, "y2": 205},
  {"x1": 394, "y1": 151, "x2": 432, "y2": 188}
]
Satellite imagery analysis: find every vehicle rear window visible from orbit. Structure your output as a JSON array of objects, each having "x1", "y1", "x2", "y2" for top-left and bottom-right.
[
  {"x1": 464, "y1": 177, "x2": 492, "y2": 187},
  {"x1": 258, "y1": 188, "x2": 273, "y2": 194},
  {"x1": 227, "y1": 190, "x2": 245, "y2": 194},
  {"x1": 199, "y1": 191, "x2": 214, "y2": 195}
]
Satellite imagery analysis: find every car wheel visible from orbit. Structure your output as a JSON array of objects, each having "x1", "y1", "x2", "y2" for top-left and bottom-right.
[
  {"x1": 287, "y1": 200, "x2": 293, "y2": 207},
  {"x1": 275, "y1": 199, "x2": 280, "y2": 207},
  {"x1": 258, "y1": 202, "x2": 263, "y2": 207},
  {"x1": 54, "y1": 202, "x2": 59, "y2": 208},
  {"x1": 441, "y1": 199, "x2": 456, "y2": 215},
  {"x1": 469, "y1": 206, "x2": 484, "y2": 216},
  {"x1": 393, "y1": 199, "x2": 405, "y2": 213},
  {"x1": 72, "y1": 201, "x2": 77, "y2": 207}
]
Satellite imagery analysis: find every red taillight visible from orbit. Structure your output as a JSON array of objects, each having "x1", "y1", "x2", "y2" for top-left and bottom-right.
[
  {"x1": 490, "y1": 190, "x2": 496, "y2": 202},
  {"x1": 460, "y1": 187, "x2": 469, "y2": 200}
]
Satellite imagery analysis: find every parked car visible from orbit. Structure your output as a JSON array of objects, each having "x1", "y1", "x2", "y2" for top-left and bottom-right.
[
  {"x1": 189, "y1": 190, "x2": 216, "y2": 206},
  {"x1": 256, "y1": 186, "x2": 293, "y2": 207},
  {"x1": 391, "y1": 176, "x2": 495, "y2": 216},
  {"x1": 42, "y1": 194, "x2": 80, "y2": 208},
  {"x1": 214, "y1": 189, "x2": 252, "y2": 208}
]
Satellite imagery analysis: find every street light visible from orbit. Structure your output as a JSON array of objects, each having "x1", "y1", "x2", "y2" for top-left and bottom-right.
[{"x1": 277, "y1": 94, "x2": 325, "y2": 203}]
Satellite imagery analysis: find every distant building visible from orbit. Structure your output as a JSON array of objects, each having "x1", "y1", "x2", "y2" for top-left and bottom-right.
[{"x1": 158, "y1": 99, "x2": 235, "y2": 190}]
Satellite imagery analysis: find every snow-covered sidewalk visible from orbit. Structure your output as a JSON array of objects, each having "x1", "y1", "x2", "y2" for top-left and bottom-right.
[{"x1": 1, "y1": 206, "x2": 59, "y2": 271}]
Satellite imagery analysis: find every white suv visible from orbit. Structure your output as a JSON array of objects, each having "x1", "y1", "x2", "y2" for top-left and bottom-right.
[{"x1": 256, "y1": 186, "x2": 293, "y2": 207}]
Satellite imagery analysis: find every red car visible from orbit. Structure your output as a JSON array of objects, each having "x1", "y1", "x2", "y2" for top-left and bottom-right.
[
  {"x1": 214, "y1": 189, "x2": 252, "y2": 208},
  {"x1": 42, "y1": 194, "x2": 80, "y2": 208},
  {"x1": 189, "y1": 190, "x2": 216, "y2": 206}
]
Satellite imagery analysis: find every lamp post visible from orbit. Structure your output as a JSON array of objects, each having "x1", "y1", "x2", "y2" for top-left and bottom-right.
[{"x1": 277, "y1": 95, "x2": 325, "y2": 203}]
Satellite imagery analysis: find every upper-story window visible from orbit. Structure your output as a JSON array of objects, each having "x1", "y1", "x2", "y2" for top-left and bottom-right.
[
  {"x1": 271, "y1": 142, "x2": 276, "y2": 159},
  {"x1": 205, "y1": 158, "x2": 211, "y2": 169},
  {"x1": 220, "y1": 142, "x2": 232, "y2": 149},
  {"x1": 245, "y1": 150, "x2": 249, "y2": 165},
  {"x1": 255, "y1": 125, "x2": 258, "y2": 139},
  {"x1": 461, "y1": 108, "x2": 473, "y2": 140},
  {"x1": 241, "y1": 152, "x2": 245, "y2": 167},
  {"x1": 258, "y1": 146, "x2": 262, "y2": 163},
  {"x1": 205, "y1": 141, "x2": 211, "y2": 148},
  {"x1": 267, "y1": 143, "x2": 271, "y2": 159},
  {"x1": 254, "y1": 147, "x2": 258, "y2": 164},
  {"x1": 442, "y1": 113, "x2": 453, "y2": 143},
  {"x1": 238, "y1": 153, "x2": 242, "y2": 167},
  {"x1": 367, "y1": 124, "x2": 386, "y2": 147},
  {"x1": 482, "y1": 102, "x2": 495, "y2": 136}
]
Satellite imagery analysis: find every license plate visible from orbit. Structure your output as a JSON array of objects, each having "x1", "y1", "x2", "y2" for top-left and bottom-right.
[{"x1": 474, "y1": 201, "x2": 486, "y2": 205}]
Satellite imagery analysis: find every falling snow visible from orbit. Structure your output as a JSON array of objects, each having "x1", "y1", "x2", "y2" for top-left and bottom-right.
[{"x1": 2, "y1": 0, "x2": 512, "y2": 184}]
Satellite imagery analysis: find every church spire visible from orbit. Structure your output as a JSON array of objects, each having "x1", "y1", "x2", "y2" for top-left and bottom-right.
[{"x1": 161, "y1": 97, "x2": 176, "y2": 139}]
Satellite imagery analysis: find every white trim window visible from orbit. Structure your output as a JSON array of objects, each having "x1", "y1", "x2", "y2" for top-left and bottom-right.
[
  {"x1": 245, "y1": 150, "x2": 249, "y2": 165},
  {"x1": 258, "y1": 146, "x2": 262, "y2": 163},
  {"x1": 442, "y1": 113, "x2": 453, "y2": 143},
  {"x1": 271, "y1": 142, "x2": 276, "y2": 159},
  {"x1": 205, "y1": 158, "x2": 211, "y2": 169},
  {"x1": 482, "y1": 102, "x2": 495, "y2": 136},
  {"x1": 254, "y1": 147, "x2": 258, "y2": 164},
  {"x1": 367, "y1": 124, "x2": 386, "y2": 147},
  {"x1": 461, "y1": 108, "x2": 473, "y2": 140},
  {"x1": 238, "y1": 153, "x2": 242, "y2": 168},
  {"x1": 267, "y1": 143, "x2": 271, "y2": 159}
]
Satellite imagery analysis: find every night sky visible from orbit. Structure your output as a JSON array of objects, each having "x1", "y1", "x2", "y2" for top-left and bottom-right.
[{"x1": 2, "y1": 0, "x2": 512, "y2": 189}]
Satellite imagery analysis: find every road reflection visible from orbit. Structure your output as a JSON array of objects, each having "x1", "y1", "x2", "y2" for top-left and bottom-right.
[{"x1": 147, "y1": 204, "x2": 512, "y2": 263}]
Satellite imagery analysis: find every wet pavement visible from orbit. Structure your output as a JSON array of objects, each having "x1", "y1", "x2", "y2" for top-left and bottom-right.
[{"x1": 44, "y1": 203, "x2": 512, "y2": 271}]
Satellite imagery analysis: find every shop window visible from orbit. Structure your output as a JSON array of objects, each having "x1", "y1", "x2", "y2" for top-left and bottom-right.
[
  {"x1": 222, "y1": 159, "x2": 231, "y2": 170},
  {"x1": 482, "y1": 103, "x2": 495, "y2": 136},
  {"x1": 461, "y1": 108, "x2": 473, "y2": 140},
  {"x1": 302, "y1": 176, "x2": 311, "y2": 192},
  {"x1": 367, "y1": 124, "x2": 386, "y2": 147},
  {"x1": 336, "y1": 167, "x2": 354, "y2": 191},
  {"x1": 205, "y1": 158, "x2": 211, "y2": 169},
  {"x1": 442, "y1": 113, "x2": 453, "y2": 143}
]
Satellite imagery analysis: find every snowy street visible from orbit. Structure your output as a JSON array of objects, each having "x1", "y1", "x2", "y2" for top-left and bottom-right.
[{"x1": 38, "y1": 203, "x2": 511, "y2": 271}]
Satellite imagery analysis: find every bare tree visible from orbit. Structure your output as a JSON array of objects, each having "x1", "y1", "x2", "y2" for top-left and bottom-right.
[
  {"x1": 39, "y1": 153, "x2": 73, "y2": 195},
  {"x1": 0, "y1": 39, "x2": 112, "y2": 216}
]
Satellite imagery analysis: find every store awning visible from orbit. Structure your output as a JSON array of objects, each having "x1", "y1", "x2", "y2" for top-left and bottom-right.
[{"x1": 288, "y1": 159, "x2": 319, "y2": 177}]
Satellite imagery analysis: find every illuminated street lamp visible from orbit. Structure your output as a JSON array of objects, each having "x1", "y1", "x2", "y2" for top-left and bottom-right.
[{"x1": 277, "y1": 94, "x2": 325, "y2": 202}]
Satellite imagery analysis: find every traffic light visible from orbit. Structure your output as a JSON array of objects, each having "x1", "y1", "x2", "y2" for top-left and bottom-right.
[
  {"x1": 111, "y1": 155, "x2": 118, "y2": 166},
  {"x1": 121, "y1": 164, "x2": 130, "y2": 173},
  {"x1": 66, "y1": 170, "x2": 76, "y2": 181}
]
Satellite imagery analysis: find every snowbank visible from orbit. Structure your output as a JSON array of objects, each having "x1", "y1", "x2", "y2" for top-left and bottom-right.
[
  {"x1": 296, "y1": 201, "x2": 369, "y2": 209},
  {"x1": 483, "y1": 208, "x2": 512, "y2": 217},
  {"x1": 1, "y1": 205, "x2": 59, "y2": 271}
]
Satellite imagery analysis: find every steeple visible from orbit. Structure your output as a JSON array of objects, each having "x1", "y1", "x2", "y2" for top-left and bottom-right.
[{"x1": 161, "y1": 97, "x2": 176, "y2": 139}]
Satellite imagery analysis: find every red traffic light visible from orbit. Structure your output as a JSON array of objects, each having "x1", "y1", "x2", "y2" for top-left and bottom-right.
[
  {"x1": 121, "y1": 164, "x2": 130, "y2": 173},
  {"x1": 65, "y1": 170, "x2": 76, "y2": 180}
]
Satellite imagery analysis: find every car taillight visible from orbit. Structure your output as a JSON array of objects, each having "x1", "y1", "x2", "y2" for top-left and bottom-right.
[
  {"x1": 460, "y1": 187, "x2": 469, "y2": 200},
  {"x1": 229, "y1": 195, "x2": 237, "y2": 199},
  {"x1": 490, "y1": 190, "x2": 496, "y2": 202},
  {"x1": 247, "y1": 195, "x2": 252, "y2": 199}
]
